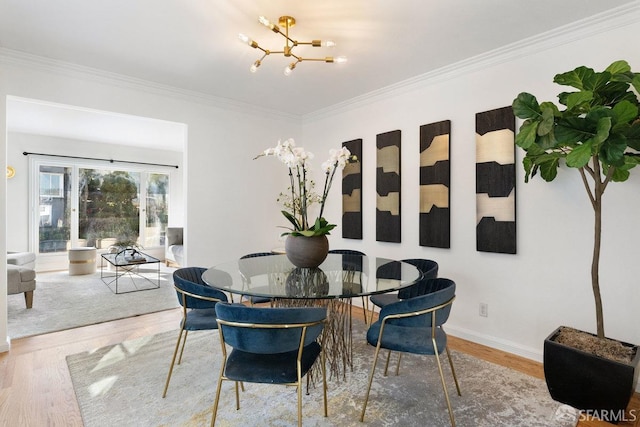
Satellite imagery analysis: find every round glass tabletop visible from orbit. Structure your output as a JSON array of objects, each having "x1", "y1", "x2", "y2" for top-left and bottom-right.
[{"x1": 202, "y1": 253, "x2": 421, "y2": 299}]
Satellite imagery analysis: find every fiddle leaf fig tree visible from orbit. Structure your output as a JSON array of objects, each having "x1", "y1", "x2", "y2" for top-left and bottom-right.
[{"x1": 512, "y1": 60, "x2": 640, "y2": 340}]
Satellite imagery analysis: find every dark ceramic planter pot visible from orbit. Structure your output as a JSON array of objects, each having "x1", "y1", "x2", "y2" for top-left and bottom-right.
[
  {"x1": 544, "y1": 326, "x2": 640, "y2": 414},
  {"x1": 284, "y1": 235, "x2": 329, "y2": 268}
]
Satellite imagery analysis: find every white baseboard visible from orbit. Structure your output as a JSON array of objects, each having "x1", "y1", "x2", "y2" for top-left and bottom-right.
[
  {"x1": 445, "y1": 324, "x2": 543, "y2": 363},
  {"x1": 0, "y1": 336, "x2": 10, "y2": 353}
]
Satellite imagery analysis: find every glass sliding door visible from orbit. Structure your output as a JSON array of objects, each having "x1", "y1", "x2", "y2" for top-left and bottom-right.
[
  {"x1": 78, "y1": 168, "x2": 141, "y2": 249},
  {"x1": 38, "y1": 166, "x2": 72, "y2": 253},
  {"x1": 144, "y1": 173, "x2": 169, "y2": 248},
  {"x1": 32, "y1": 158, "x2": 172, "y2": 257}
]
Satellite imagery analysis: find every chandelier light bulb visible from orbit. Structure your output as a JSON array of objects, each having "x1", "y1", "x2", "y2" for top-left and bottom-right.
[
  {"x1": 258, "y1": 16, "x2": 273, "y2": 29},
  {"x1": 238, "y1": 33, "x2": 251, "y2": 45},
  {"x1": 250, "y1": 60, "x2": 261, "y2": 73},
  {"x1": 334, "y1": 56, "x2": 348, "y2": 64},
  {"x1": 323, "y1": 40, "x2": 336, "y2": 48},
  {"x1": 284, "y1": 63, "x2": 296, "y2": 76}
]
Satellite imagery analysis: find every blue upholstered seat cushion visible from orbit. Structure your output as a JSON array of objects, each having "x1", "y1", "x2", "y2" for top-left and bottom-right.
[
  {"x1": 366, "y1": 278, "x2": 455, "y2": 355},
  {"x1": 224, "y1": 342, "x2": 322, "y2": 383},
  {"x1": 183, "y1": 307, "x2": 219, "y2": 331},
  {"x1": 366, "y1": 323, "x2": 447, "y2": 355}
]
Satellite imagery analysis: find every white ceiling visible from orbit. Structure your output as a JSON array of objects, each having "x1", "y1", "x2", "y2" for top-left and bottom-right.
[{"x1": 1, "y1": 0, "x2": 638, "y2": 147}]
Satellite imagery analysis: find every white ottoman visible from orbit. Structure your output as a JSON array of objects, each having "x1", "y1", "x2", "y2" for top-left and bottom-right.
[{"x1": 68, "y1": 247, "x2": 97, "y2": 275}]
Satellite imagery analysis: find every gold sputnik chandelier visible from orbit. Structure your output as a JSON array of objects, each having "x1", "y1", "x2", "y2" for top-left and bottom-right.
[{"x1": 238, "y1": 15, "x2": 347, "y2": 76}]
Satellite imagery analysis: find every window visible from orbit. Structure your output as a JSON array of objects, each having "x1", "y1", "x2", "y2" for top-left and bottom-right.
[
  {"x1": 33, "y1": 159, "x2": 171, "y2": 254},
  {"x1": 40, "y1": 172, "x2": 64, "y2": 198}
]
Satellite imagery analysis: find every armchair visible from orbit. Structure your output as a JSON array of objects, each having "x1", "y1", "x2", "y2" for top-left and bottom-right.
[
  {"x1": 165, "y1": 227, "x2": 184, "y2": 267},
  {"x1": 360, "y1": 278, "x2": 460, "y2": 426},
  {"x1": 162, "y1": 267, "x2": 229, "y2": 398},
  {"x1": 212, "y1": 303, "x2": 327, "y2": 427}
]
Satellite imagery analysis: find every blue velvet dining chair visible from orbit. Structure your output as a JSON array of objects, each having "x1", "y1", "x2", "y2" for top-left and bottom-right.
[
  {"x1": 239, "y1": 251, "x2": 275, "y2": 305},
  {"x1": 162, "y1": 267, "x2": 229, "y2": 398},
  {"x1": 327, "y1": 249, "x2": 371, "y2": 324},
  {"x1": 369, "y1": 258, "x2": 439, "y2": 309},
  {"x1": 211, "y1": 303, "x2": 327, "y2": 427},
  {"x1": 360, "y1": 278, "x2": 460, "y2": 427}
]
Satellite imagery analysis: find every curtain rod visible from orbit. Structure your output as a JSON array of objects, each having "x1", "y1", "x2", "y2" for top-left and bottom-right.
[{"x1": 22, "y1": 151, "x2": 179, "y2": 169}]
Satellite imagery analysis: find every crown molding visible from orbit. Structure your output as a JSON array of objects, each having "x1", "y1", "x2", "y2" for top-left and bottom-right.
[
  {"x1": 0, "y1": 47, "x2": 300, "y2": 122},
  {"x1": 303, "y1": 1, "x2": 640, "y2": 123}
]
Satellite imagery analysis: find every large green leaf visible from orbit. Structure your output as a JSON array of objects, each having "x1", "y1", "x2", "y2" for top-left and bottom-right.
[
  {"x1": 566, "y1": 142, "x2": 593, "y2": 168},
  {"x1": 612, "y1": 100, "x2": 639, "y2": 125},
  {"x1": 538, "y1": 105, "x2": 557, "y2": 135},
  {"x1": 626, "y1": 121, "x2": 640, "y2": 150},
  {"x1": 600, "y1": 134, "x2": 628, "y2": 166},
  {"x1": 565, "y1": 91, "x2": 593, "y2": 111},
  {"x1": 586, "y1": 72, "x2": 612, "y2": 92},
  {"x1": 605, "y1": 60, "x2": 631, "y2": 76},
  {"x1": 554, "y1": 66, "x2": 595, "y2": 90},
  {"x1": 515, "y1": 121, "x2": 538, "y2": 148},
  {"x1": 632, "y1": 74, "x2": 640, "y2": 96},
  {"x1": 554, "y1": 117, "x2": 594, "y2": 144},
  {"x1": 512, "y1": 93, "x2": 541, "y2": 119},
  {"x1": 610, "y1": 167, "x2": 630, "y2": 182},
  {"x1": 538, "y1": 156, "x2": 560, "y2": 181}
]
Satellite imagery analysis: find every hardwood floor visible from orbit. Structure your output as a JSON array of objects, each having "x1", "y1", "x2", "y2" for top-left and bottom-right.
[{"x1": 0, "y1": 306, "x2": 638, "y2": 426}]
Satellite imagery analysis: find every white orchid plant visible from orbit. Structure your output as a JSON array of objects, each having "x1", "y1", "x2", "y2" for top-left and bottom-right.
[{"x1": 256, "y1": 138, "x2": 357, "y2": 237}]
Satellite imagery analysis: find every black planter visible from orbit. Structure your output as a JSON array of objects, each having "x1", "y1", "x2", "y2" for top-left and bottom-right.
[{"x1": 544, "y1": 326, "x2": 640, "y2": 414}]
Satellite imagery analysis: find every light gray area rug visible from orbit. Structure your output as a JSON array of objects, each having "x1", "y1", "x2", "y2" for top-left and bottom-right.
[
  {"x1": 7, "y1": 265, "x2": 179, "y2": 339},
  {"x1": 67, "y1": 323, "x2": 570, "y2": 427}
]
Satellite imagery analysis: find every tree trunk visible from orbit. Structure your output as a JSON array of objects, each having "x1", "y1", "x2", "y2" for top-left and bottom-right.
[{"x1": 592, "y1": 174, "x2": 605, "y2": 339}]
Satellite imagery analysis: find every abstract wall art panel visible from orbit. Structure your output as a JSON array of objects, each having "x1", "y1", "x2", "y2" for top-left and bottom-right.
[
  {"x1": 342, "y1": 138, "x2": 362, "y2": 239},
  {"x1": 419, "y1": 120, "x2": 451, "y2": 248},
  {"x1": 476, "y1": 106, "x2": 516, "y2": 254},
  {"x1": 376, "y1": 130, "x2": 401, "y2": 243}
]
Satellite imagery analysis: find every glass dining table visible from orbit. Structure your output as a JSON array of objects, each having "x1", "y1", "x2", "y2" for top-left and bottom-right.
[{"x1": 202, "y1": 253, "x2": 421, "y2": 380}]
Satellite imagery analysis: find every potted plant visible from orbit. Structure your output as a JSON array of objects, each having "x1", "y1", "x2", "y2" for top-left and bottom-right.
[
  {"x1": 255, "y1": 138, "x2": 357, "y2": 268},
  {"x1": 512, "y1": 60, "x2": 640, "y2": 413}
]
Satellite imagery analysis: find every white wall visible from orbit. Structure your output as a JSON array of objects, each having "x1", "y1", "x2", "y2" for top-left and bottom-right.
[
  {"x1": 0, "y1": 54, "x2": 300, "y2": 350},
  {"x1": 301, "y1": 19, "x2": 640, "y2": 361}
]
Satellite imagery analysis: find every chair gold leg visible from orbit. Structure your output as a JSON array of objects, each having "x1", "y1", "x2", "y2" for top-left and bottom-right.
[
  {"x1": 210, "y1": 370, "x2": 225, "y2": 427},
  {"x1": 235, "y1": 381, "x2": 240, "y2": 410},
  {"x1": 445, "y1": 346, "x2": 461, "y2": 396},
  {"x1": 360, "y1": 343, "x2": 382, "y2": 422},
  {"x1": 394, "y1": 353, "x2": 402, "y2": 376},
  {"x1": 297, "y1": 377, "x2": 303, "y2": 427},
  {"x1": 177, "y1": 330, "x2": 189, "y2": 364},
  {"x1": 321, "y1": 346, "x2": 328, "y2": 418},
  {"x1": 383, "y1": 349, "x2": 392, "y2": 376},
  {"x1": 162, "y1": 328, "x2": 185, "y2": 398},
  {"x1": 433, "y1": 340, "x2": 456, "y2": 427}
]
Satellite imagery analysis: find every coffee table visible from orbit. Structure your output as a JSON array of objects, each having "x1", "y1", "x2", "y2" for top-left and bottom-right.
[{"x1": 100, "y1": 250, "x2": 161, "y2": 294}]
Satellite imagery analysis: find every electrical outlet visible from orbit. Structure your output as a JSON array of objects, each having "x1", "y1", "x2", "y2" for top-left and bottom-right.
[{"x1": 479, "y1": 303, "x2": 488, "y2": 317}]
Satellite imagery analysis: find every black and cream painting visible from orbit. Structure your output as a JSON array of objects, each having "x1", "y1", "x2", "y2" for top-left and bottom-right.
[
  {"x1": 342, "y1": 138, "x2": 362, "y2": 239},
  {"x1": 376, "y1": 130, "x2": 401, "y2": 243},
  {"x1": 476, "y1": 106, "x2": 516, "y2": 254},
  {"x1": 419, "y1": 120, "x2": 451, "y2": 248}
]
